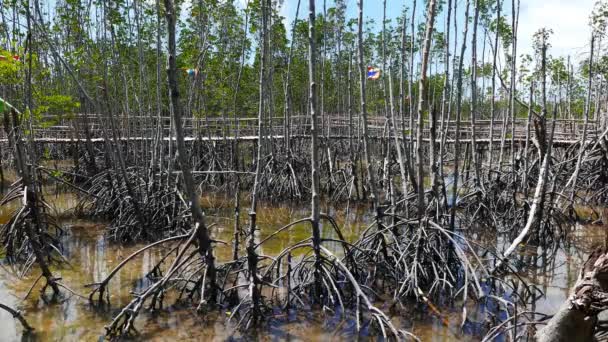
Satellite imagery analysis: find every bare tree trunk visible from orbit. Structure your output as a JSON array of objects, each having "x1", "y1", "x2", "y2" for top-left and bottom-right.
[
  {"x1": 101, "y1": 0, "x2": 147, "y2": 236},
  {"x1": 246, "y1": 0, "x2": 269, "y2": 320},
  {"x1": 417, "y1": 0, "x2": 438, "y2": 218},
  {"x1": 408, "y1": 0, "x2": 417, "y2": 165},
  {"x1": 232, "y1": 1, "x2": 250, "y2": 170},
  {"x1": 495, "y1": 30, "x2": 553, "y2": 271},
  {"x1": 487, "y1": 0, "x2": 501, "y2": 176},
  {"x1": 357, "y1": 0, "x2": 378, "y2": 208},
  {"x1": 381, "y1": 0, "x2": 391, "y2": 195},
  {"x1": 522, "y1": 82, "x2": 535, "y2": 198},
  {"x1": 153, "y1": 0, "x2": 164, "y2": 176},
  {"x1": 164, "y1": 0, "x2": 216, "y2": 305},
  {"x1": 438, "y1": 0, "x2": 452, "y2": 207},
  {"x1": 21, "y1": 0, "x2": 61, "y2": 297},
  {"x1": 388, "y1": 58, "x2": 409, "y2": 201},
  {"x1": 567, "y1": 56, "x2": 573, "y2": 121},
  {"x1": 347, "y1": 45, "x2": 361, "y2": 200},
  {"x1": 568, "y1": 34, "x2": 594, "y2": 205},
  {"x1": 509, "y1": 0, "x2": 520, "y2": 179},
  {"x1": 7, "y1": 109, "x2": 61, "y2": 297},
  {"x1": 450, "y1": 0, "x2": 471, "y2": 231},
  {"x1": 283, "y1": 0, "x2": 300, "y2": 153},
  {"x1": 440, "y1": 0, "x2": 458, "y2": 211},
  {"x1": 308, "y1": 0, "x2": 323, "y2": 300},
  {"x1": 469, "y1": 0, "x2": 482, "y2": 191}
]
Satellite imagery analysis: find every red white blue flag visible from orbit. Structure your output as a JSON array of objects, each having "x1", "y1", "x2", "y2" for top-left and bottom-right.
[{"x1": 367, "y1": 66, "x2": 381, "y2": 80}]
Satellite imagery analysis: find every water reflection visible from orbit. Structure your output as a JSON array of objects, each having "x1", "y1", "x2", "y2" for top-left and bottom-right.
[{"x1": 0, "y1": 189, "x2": 605, "y2": 341}]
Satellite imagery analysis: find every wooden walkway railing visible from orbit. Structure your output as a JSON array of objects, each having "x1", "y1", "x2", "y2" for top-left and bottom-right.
[{"x1": 0, "y1": 114, "x2": 599, "y2": 145}]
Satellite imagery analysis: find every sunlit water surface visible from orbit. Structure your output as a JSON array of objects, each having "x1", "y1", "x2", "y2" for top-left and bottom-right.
[{"x1": 0, "y1": 188, "x2": 604, "y2": 341}]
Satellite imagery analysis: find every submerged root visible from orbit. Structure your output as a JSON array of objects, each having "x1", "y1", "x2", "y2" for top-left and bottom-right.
[
  {"x1": 0, "y1": 178, "x2": 64, "y2": 297},
  {"x1": 255, "y1": 153, "x2": 307, "y2": 200},
  {"x1": 104, "y1": 225, "x2": 218, "y2": 338},
  {"x1": 77, "y1": 168, "x2": 191, "y2": 242},
  {"x1": 222, "y1": 214, "x2": 414, "y2": 339},
  {"x1": 86, "y1": 233, "x2": 190, "y2": 304},
  {"x1": 0, "y1": 302, "x2": 34, "y2": 332}
]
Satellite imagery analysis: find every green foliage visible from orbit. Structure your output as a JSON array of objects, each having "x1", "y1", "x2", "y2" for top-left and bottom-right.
[
  {"x1": 548, "y1": 57, "x2": 569, "y2": 85},
  {"x1": 533, "y1": 28, "x2": 553, "y2": 56},
  {"x1": 490, "y1": 16, "x2": 512, "y2": 48},
  {"x1": 0, "y1": 0, "x2": 597, "y2": 127},
  {"x1": 34, "y1": 95, "x2": 80, "y2": 127},
  {"x1": 0, "y1": 49, "x2": 23, "y2": 85},
  {"x1": 591, "y1": 0, "x2": 608, "y2": 36}
]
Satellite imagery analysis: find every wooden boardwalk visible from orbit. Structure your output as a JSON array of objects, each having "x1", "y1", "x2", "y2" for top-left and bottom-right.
[
  {"x1": 0, "y1": 135, "x2": 584, "y2": 147},
  {"x1": 0, "y1": 114, "x2": 599, "y2": 146}
]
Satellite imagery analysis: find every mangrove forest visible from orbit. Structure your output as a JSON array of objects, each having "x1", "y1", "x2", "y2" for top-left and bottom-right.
[{"x1": 1, "y1": 0, "x2": 608, "y2": 340}]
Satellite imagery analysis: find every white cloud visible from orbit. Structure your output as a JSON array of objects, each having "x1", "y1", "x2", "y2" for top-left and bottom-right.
[{"x1": 517, "y1": 0, "x2": 594, "y2": 63}]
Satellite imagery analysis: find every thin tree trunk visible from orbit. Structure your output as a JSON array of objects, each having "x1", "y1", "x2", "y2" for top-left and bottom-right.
[
  {"x1": 469, "y1": 0, "x2": 482, "y2": 190},
  {"x1": 568, "y1": 34, "x2": 594, "y2": 205},
  {"x1": 308, "y1": 0, "x2": 323, "y2": 300},
  {"x1": 232, "y1": 1, "x2": 250, "y2": 170},
  {"x1": 283, "y1": 0, "x2": 300, "y2": 153},
  {"x1": 417, "y1": 0, "x2": 438, "y2": 218},
  {"x1": 388, "y1": 58, "x2": 409, "y2": 201},
  {"x1": 399, "y1": 13, "x2": 417, "y2": 192},
  {"x1": 357, "y1": 0, "x2": 378, "y2": 208},
  {"x1": 488, "y1": 0, "x2": 501, "y2": 176},
  {"x1": 509, "y1": 0, "x2": 520, "y2": 179},
  {"x1": 450, "y1": 0, "x2": 471, "y2": 231},
  {"x1": 522, "y1": 81, "x2": 534, "y2": 199},
  {"x1": 164, "y1": 0, "x2": 217, "y2": 305},
  {"x1": 408, "y1": 0, "x2": 417, "y2": 160},
  {"x1": 246, "y1": 0, "x2": 269, "y2": 320}
]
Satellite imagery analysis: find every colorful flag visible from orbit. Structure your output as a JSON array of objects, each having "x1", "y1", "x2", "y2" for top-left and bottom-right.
[
  {"x1": 179, "y1": 67, "x2": 199, "y2": 77},
  {"x1": 367, "y1": 66, "x2": 381, "y2": 80},
  {"x1": 183, "y1": 68, "x2": 198, "y2": 77},
  {"x1": 0, "y1": 55, "x2": 21, "y2": 62}
]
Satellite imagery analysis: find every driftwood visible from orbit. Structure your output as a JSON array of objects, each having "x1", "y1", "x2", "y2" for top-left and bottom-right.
[{"x1": 537, "y1": 248, "x2": 608, "y2": 342}]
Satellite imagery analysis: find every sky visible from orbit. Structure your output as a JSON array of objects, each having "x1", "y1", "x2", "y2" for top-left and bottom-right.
[
  {"x1": 272, "y1": 0, "x2": 597, "y2": 64},
  {"x1": 517, "y1": 0, "x2": 595, "y2": 62}
]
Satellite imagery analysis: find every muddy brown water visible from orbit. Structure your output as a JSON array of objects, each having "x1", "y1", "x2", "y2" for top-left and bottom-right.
[{"x1": 0, "y1": 189, "x2": 604, "y2": 341}]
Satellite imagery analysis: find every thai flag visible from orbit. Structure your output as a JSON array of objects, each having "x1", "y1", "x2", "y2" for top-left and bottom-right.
[
  {"x1": 0, "y1": 55, "x2": 19, "y2": 62},
  {"x1": 367, "y1": 66, "x2": 381, "y2": 80}
]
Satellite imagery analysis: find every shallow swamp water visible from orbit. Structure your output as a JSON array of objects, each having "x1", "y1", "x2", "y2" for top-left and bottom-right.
[{"x1": 0, "y1": 188, "x2": 605, "y2": 341}]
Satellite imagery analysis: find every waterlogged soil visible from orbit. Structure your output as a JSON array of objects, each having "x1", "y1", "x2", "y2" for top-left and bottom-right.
[{"x1": 0, "y1": 188, "x2": 605, "y2": 341}]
